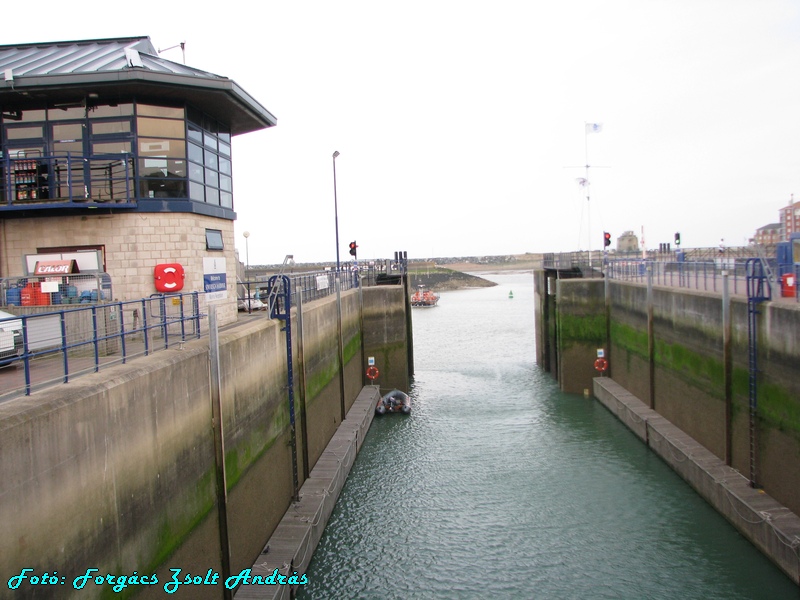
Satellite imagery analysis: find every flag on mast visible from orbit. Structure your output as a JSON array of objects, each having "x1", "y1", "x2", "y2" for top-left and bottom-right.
[{"x1": 585, "y1": 122, "x2": 603, "y2": 134}]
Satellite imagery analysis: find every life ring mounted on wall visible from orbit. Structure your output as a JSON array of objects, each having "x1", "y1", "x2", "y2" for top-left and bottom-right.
[
  {"x1": 366, "y1": 365, "x2": 380, "y2": 380},
  {"x1": 594, "y1": 357, "x2": 609, "y2": 373}
]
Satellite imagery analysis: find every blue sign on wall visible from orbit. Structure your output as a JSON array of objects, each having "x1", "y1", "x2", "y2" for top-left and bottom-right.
[{"x1": 203, "y1": 257, "x2": 228, "y2": 301}]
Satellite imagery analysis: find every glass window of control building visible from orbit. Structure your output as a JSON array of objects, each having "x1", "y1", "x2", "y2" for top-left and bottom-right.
[
  {"x1": 186, "y1": 106, "x2": 233, "y2": 208},
  {"x1": 1, "y1": 101, "x2": 233, "y2": 211}
]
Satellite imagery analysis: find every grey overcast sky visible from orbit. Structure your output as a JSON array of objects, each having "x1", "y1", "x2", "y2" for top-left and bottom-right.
[{"x1": 7, "y1": 1, "x2": 800, "y2": 264}]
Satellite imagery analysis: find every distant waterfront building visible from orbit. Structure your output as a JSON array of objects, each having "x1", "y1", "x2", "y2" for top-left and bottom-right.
[
  {"x1": 753, "y1": 197, "x2": 800, "y2": 245},
  {"x1": 754, "y1": 223, "x2": 782, "y2": 245},
  {"x1": 616, "y1": 230, "x2": 639, "y2": 253},
  {"x1": 0, "y1": 37, "x2": 276, "y2": 324},
  {"x1": 779, "y1": 199, "x2": 800, "y2": 241}
]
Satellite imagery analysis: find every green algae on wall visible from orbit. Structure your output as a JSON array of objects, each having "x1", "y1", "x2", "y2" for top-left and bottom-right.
[
  {"x1": 343, "y1": 331, "x2": 361, "y2": 364},
  {"x1": 304, "y1": 331, "x2": 362, "y2": 403},
  {"x1": 120, "y1": 469, "x2": 217, "y2": 600},
  {"x1": 757, "y1": 381, "x2": 800, "y2": 439},
  {"x1": 609, "y1": 321, "x2": 648, "y2": 360},
  {"x1": 143, "y1": 399, "x2": 289, "y2": 591},
  {"x1": 306, "y1": 362, "x2": 338, "y2": 404},
  {"x1": 225, "y1": 401, "x2": 288, "y2": 488},
  {"x1": 654, "y1": 338, "x2": 725, "y2": 401},
  {"x1": 557, "y1": 313, "x2": 606, "y2": 350},
  {"x1": 611, "y1": 318, "x2": 799, "y2": 440},
  {"x1": 368, "y1": 340, "x2": 405, "y2": 374},
  {"x1": 612, "y1": 319, "x2": 723, "y2": 395}
]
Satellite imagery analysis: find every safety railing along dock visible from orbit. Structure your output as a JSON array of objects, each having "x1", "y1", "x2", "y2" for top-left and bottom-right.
[
  {"x1": 0, "y1": 257, "x2": 408, "y2": 401},
  {"x1": 0, "y1": 292, "x2": 201, "y2": 401},
  {"x1": 541, "y1": 252, "x2": 799, "y2": 302},
  {"x1": 605, "y1": 259, "x2": 799, "y2": 302},
  {"x1": 237, "y1": 261, "x2": 403, "y2": 313}
]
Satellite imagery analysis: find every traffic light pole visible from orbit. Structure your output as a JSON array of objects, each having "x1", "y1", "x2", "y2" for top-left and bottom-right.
[{"x1": 349, "y1": 241, "x2": 358, "y2": 287}]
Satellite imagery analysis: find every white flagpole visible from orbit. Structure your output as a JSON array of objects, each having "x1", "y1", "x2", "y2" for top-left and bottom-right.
[
  {"x1": 585, "y1": 124, "x2": 592, "y2": 270},
  {"x1": 583, "y1": 123, "x2": 592, "y2": 270},
  {"x1": 583, "y1": 122, "x2": 604, "y2": 271},
  {"x1": 570, "y1": 124, "x2": 604, "y2": 271}
]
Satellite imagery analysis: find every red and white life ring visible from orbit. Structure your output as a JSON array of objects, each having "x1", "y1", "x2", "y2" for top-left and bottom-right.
[
  {"x1": 366, "y1": 366, "x2": 380, "y2": 380},
  {"x1": 594, "y1": 357, "x2": 609, "y2": 372}
]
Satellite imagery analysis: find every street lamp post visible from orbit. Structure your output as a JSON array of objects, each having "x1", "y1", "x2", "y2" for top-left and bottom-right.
[
  {"x1": 242, "y1": 230, "x2": 251, "y2": 313},
  {"x1": 332, "y1": 151, "x2": 341, "y2": 272},
  {"x1": 332, "y1": 150, "x2": 345, "y2": 421},
  {"x1": 243, "y1": 231, "x2": 250, "y2": 274}
]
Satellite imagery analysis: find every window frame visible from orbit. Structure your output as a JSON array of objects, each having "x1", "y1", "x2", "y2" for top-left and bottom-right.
[{"x1": 205, "y1": 229, "x2": 224, "y2": 251}]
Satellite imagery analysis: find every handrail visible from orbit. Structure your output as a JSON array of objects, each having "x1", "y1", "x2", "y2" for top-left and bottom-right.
[
  {"x1": 1, "y1": 152, "x2": 135, "y2": 208},
  {"x1": 605, "y1": 259, "x2": 798, "y2": 301},
  {"x1": 0, "y1": 257, "x2": 409, "y2": 400},
  {"x1": 0, "y1": 291, "x2": 202, "y2": 400},
  {"x1": 237, "y1": 258, "x2": 406, "y2": 313}
]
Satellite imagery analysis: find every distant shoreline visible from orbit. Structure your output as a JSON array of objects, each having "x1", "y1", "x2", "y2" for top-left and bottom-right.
[
  {"x1": 407, "y1": 260, "x2": 540, "y2": 292},
  {"x1": 445, "y1": 260, "x2": 540, "y2": 273}
]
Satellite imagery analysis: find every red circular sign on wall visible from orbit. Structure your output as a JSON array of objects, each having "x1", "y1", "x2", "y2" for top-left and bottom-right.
[{"x1": 154, "y1": 263, "x2": 185, "y2": 292}]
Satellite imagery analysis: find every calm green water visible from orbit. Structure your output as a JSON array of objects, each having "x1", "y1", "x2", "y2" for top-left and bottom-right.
[{"x1": 298, "y1": 273, "x2": 797, "y2": 600}]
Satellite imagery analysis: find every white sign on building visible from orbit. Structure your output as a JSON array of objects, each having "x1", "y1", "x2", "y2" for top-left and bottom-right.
[{"x1": 203, "y1": 257, "x2": 228, "y2": 302}]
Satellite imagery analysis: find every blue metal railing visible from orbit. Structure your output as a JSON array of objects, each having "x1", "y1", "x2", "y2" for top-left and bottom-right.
[
  {"x1": 0, "y1": 292, "x2": 201, "y2": 400},
  {"x1": 605, "y1": 259, "x2": 799, "y2": 302},
  {"x1": 238, "y1": 260, "x2": 403, "y2": 313},
  {"x1": 541, "y1": 252, "x2": 799, "y2": 302},
  {"x1": 0, "y1": 258, "x2": 408, "y2": 400},
  {"x1": 1, "y1": 152, "x2": 135, "y2": 208}
]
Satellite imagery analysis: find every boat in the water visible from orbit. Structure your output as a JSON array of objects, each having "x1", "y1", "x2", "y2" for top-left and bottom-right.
[
  {"x1": 376, "y1": 389, "x2": 411, "y2": 415},
  {"x1": 411, "y1": 285, "x2": 439, "y2": 307}
]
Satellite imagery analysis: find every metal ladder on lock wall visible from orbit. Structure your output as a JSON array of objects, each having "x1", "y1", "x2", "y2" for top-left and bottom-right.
[
  {"x1": 268, "y1": 274, "x2": 299, "y2": 501},
  {"x1": 753, "y1": 244, "x2": 779, "y2": 298},
  {"x1": 745, "y1": 258, "x2": 771, "y2": 488}
]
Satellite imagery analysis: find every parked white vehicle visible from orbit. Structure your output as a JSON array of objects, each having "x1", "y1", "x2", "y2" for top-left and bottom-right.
[
  {"x1": 0, "y1": 309, "x2": 23, "y2": 366},
  {"x1": 238, "y1": 295, "x2": 266, "y2": 312}
]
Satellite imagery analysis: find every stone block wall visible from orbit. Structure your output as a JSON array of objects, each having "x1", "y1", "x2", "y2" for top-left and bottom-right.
[{"x1": 0, "y1": 213, "x2": 239, "y2": 325}]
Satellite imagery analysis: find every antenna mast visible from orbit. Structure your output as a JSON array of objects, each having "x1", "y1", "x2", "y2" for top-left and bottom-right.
[
  {"x1": 158, "y1": 42, "x2": 186, "y2": 65},
  {"x1": 566, "y1": 123, "x2": 607, "y2": 269},
  {"x1": 585, "y1": 125, "x2": 592, "y2": 268}
]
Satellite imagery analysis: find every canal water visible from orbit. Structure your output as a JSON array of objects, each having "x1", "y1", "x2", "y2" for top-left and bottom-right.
[{"x1": 297, "y1": 272, "x2": 797, "y2": 600}]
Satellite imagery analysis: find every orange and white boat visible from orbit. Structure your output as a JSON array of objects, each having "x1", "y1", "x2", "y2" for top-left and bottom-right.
[{"x1": 411, "y1": 285, "x2": 439, "y2": 307}]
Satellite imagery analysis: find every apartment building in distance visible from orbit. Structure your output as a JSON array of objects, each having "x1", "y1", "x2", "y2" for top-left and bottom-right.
[
  {"x1": 753, "y1": 196, "x2": 800, "y2": 245},
  {"x1": 754, "y1": 223, "x2": 783, "y2": 245},
  {"x1": 779, "y1": 197, "x2": 800, "y2": 241}
]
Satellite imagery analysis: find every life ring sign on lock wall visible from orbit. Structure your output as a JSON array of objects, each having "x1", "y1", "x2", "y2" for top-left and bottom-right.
[
  {"x1": 154, "y1": 263, "x2": 185, "y2": 293},
  {"x1": 594, "y1": 348, "x2": 608, "y2": 373}
]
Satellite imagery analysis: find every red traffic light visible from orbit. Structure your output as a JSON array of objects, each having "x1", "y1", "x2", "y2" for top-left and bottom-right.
[
  {"x1": 349, "y1": 241, "x2": 357, "y2": 256},
  {"x1": 603, "y1": 232, "x2": 611, "y2": 247}
]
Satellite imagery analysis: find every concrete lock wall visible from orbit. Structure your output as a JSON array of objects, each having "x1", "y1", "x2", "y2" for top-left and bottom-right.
[
  {"x1": 542, "y1": 271, "x2": 800, "y2": 519},
  {"x1": 362, "y1": 285, "x2": 410, "y2": 393},
  {"x1": 554, "y1": 278, "x2": 606, "y2": 395},
  {"x1": 533, "y1": 270, "x2": 555, "y2": 374},
  {"x1": 0, "y1": 283, "x2": 409, "y2": 599}
]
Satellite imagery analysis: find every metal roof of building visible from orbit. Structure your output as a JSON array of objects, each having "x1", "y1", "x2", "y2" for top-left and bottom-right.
[{"x1": 0, "y1": 36, "x2": 276, "y2": 135}]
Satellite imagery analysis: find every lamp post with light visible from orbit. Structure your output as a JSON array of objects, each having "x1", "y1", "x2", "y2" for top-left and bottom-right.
[
  {"x1": 332, "y1": 150, "x2": 346, "y2": 421},
  {"x1": 332, "y1": 151, "x2": 341, "y2": 272},
  {"x1": 242, "y1": 231, "x2": 251, "y2": 313},
  {"x1": 243, "y1": 231, "x2": 250, "y2": 275}
]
